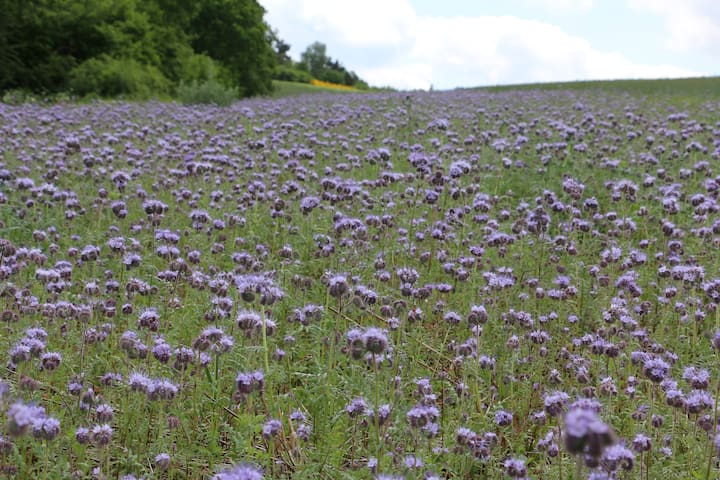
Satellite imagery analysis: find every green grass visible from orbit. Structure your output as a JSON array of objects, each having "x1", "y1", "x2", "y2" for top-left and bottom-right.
[{"x1": 469, "y1": 75, "x2": 720, "y2": 97}]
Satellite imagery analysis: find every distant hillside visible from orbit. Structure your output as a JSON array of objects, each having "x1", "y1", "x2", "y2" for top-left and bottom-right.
[{"x1": 466, "y1": 76, "x2": 720, "y2": 97}]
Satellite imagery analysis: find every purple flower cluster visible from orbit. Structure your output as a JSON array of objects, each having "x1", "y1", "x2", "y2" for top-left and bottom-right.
[{"x1": 1, "y1": 86, "x2": 719, "y2": 478}]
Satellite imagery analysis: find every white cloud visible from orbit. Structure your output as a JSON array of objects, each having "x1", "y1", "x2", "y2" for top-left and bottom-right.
[
  {"x1": 263, "y1": 0, "x2": 416, "y2": 48},
  {"x1": 408, "y1": 15, "x2": 698, "y2": 89},
  {"x1": 522, "y1": 0, "x2": 594, "y2": 12},
  {"x1": 261, "y1": 0, "x2": 705, "y2": 90},
  {"x1": 357, "y1": 64, "x2": 433, "y2": 90},
  {"x1": 626, "y1": 0, "x2": 720, "y2": 55}
]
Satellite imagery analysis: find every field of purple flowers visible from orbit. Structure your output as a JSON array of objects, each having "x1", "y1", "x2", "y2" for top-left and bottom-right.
[{"x1": 1, "y1": 89, "x2": 719, "y2": 479}]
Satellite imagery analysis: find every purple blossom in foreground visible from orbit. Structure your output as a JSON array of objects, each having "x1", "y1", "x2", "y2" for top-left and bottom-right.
[
  {"x1": 502, "y1": 457, "x2": 527, "y2": 478},
  {"x1": 563, "y1": 407, "x2": 616, "y2": 459},
  {"x1": 212, "y1": 463, "x2": 264, "y2": 480},
  {"x1": 6, "y1": 402, "x2": 47, "y2": 437}
]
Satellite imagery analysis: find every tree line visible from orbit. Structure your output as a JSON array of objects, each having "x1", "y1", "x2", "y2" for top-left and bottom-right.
[{"x1": 0, "y1": 0, "x2": 368, "y2": 100}]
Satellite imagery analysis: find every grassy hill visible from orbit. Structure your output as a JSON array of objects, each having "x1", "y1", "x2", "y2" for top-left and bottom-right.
[
  {"x1": 272, "y1": 76, "x2": 720, "y2": 102},
  {"x1": 270, "y1": 80, "x2": 359, "y2": 98},
  {"x1": 467, "y1": 76, "x2": 720, "y2": 97}
]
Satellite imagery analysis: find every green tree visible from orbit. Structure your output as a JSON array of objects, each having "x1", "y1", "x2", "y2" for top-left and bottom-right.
[
  {"x1": 300, "y1": 41, "x2": 329, "y2": 78},
  {"x1": 267, "y1": 27, "x2": 292, "y2": 65},
  {"x1": 190, "y1": 0, "x2": 275, "y2": 97},
  {"x1": 0, "y1": 0, "x2": 277, "y2": 99}
]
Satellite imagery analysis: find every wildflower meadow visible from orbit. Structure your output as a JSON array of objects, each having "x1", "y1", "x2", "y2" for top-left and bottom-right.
[{"x1": 1, "y1": 86, "x2": 720, "y2": 479}]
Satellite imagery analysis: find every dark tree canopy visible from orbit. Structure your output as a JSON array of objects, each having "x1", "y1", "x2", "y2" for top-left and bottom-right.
[{"x1": 0, "y1": 0, "x2": 276, "y2": 98}]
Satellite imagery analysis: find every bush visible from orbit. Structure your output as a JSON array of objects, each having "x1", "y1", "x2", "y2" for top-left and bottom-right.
[
  {"x1": 176, "y1": 79, "x2": 238, "y2": 106},
  {"x1": 177, "y1": 53, "x2": 219, "y2": 84},
  {"x1": 317, "y1": 68, "x2": 346, "y2": 86},
  {"x1": 69, "y1": 56, "x2": 170, "y2": 100},
  {"x1": 273, "y1": 65, "x2": 312, "y2": 84},
  {"x1": 1, "y1": 89, "x2": 40, "y2": 105}
]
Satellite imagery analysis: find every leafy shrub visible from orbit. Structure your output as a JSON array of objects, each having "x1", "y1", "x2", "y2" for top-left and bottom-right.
[
  {"x1": 1, "y1": 89, "x2": 40, "y2": 105},
  {"x1": 177, "y1": 53, "x2": 219, "y2": 83},
  {"x1": 273, "y1": 65, "x2": 313, "y2": 84},
  {"x1": 1, "y1": 89, "x2": 76, "y2": 105},
  {"x1": 317, "y1": 68, "x2": 346, "y2": 86},
  {"x1": 69, "y1": 56, "x2": 170, "y2": 100},
  {"x1": 176, "y1": 78, "x2": 238, "y2": 106}
]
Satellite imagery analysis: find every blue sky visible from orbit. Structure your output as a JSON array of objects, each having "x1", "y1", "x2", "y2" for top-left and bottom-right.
[{"x1": 259, "y1": 0, "x2": 719, "y2": 90}]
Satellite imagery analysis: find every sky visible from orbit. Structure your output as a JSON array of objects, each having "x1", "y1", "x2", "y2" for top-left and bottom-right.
[{"x1": 259, "y1": 0, "x2": 720, "y2": 90}]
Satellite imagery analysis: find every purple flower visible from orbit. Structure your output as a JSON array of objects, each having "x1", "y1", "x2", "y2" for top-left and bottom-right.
[
  {"x1": 75, "y1": 427, "x2": 90, "y2": 444},
  {"x1": 128, "y1": 372, "x2": 152, "y2": 393},
  {"x1": 366, "y1": 404, "x2": 392, "y2": 427},
  {"x1": 262, "y1": 419, "x2": 282, "y2": 440},
  {"x1": 6, "y1": 402, "x2": 46, "y2": 437},
  {"x1": 152, "y1": 339, "x2": 172, "y2": 364},
  {"x1": 236, "y1": 370, "x2": 264, "y2": 395},
  {"x1": 632, "y1": 434, "x2": 652, "y2": 453},
  {"x1": 328, "y1": 273, "x2": 349, "y2": 298},
  {"x1": 406, "y1": 404, "x2": 439, "y2": 428},
  {"x1": 642, "y1": 356, "x2": 670, "y2": 383},
  {"x1": 682, "y1": 366, "x2": 710, "y2": 390},
  {"x1": 362, "y1": 327, "x2": 389, "y2": 355},
  {"x1": 495, "y1": 410, "x2": 513, "y2": 427},
  {"x1": 502, "y1": 457, "x2": 527, "y2": 478},
  {"x1": 147, "y1": 378, "x2": 179, "y2": 401},
  {"x1": 95, "y1": 404, "x2": 114, "y2": 422},
  {"x1": 404, "y1": 454, "x2": 423, "y2": 469},
  {"x1": 193, "y1": 327, "x2": 234, "y2": 354},
  {"x1": 212, "y1": 463, "x2": 264, "y2": 480},
  {"x1": 155, "y1": 452, "x2": 171, "y2": 470},
  {"x1": 563, "y1": 407, "x2": 616, "y2": 458},
  {"x1": 299, "y1": 196, "x2": 320, "y2": 214},
  {"x1": 600, "y1": 444, "x2": 635, "y2": 472},
  {"x1": 40, "y1": 351, "x2": 62, "y2": 371},
  {"x1": 91, "y1": 423, "x2": 113, "y2": 446},
  {"x1": 237, "y1": 310, "x2": 262, "y2": 331},
  {"x1": 544, "y1": 391, "x2": 570, "y2": 417},
  {"x1": 684, "y1": 390, "x2": 713, "y2": 414},
  {"x1": 346, "y1": 397, "x2": 369, "y2": 418},
  {"x1": 31, "y1": 416, "x2": 60, "y2": 440}
]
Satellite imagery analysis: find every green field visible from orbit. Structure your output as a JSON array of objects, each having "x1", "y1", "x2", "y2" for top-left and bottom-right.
[
  {"x1": 2, "y1": 78, "x2": 720, "y2": 479},
  {"x1": 272, "y1": 76, "x2": 720, "y2": 103},
  {"x1": 471, "y1": 76, "x2": 720, "y2": 98}
]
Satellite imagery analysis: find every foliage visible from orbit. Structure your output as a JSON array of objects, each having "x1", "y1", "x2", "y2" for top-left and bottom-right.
[
  {"x1": 0, "y1": 0, "x2": 276, "y2": 99},
  {"x1": 69, "y1": 55, "x2": 171, "y2": 99},
  {"x1": 267, "y1": 27, "x2": 292, "y2": 65},
  {"x1": 300, "y1": 41, "x2": 330, "y2": 78},
  {"x1": 1, "y1": 89, "x2": 42, "y2": 105},
  {"x1": 190, "y1": 0, "x2": 275, "y2": 97},
  {"x1": 177, "y1": 78, "x2": 239, "y2": 106},
  {"x1": 272, "y1": 65, "x2": 313, "y2": 84},
  {"x1": 299, "y1": 41, "x2": 368, "y2": 88}
]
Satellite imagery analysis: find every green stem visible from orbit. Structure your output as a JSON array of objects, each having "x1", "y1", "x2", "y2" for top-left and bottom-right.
[{"x1": 261, "y1": 309, "x2": 270, "y2": 374}]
